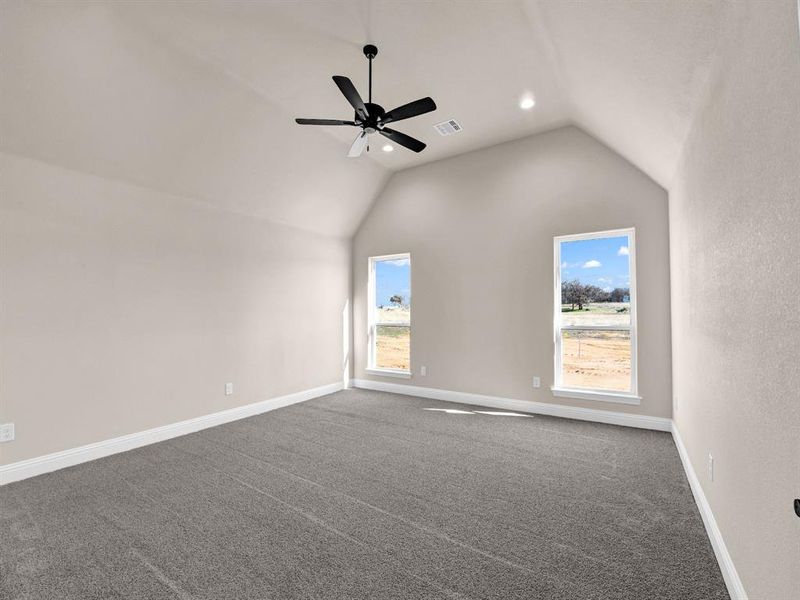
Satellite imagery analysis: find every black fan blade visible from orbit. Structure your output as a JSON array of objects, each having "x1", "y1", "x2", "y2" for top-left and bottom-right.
[
  {"x1": 295, "y1": 118, "x2": 357, "y2": 126},
  {"x1": 332, "y1": 76, "x2": 369, "y2": 121},
  {"x1": 382, "y1": 97, "x2": 436, "y2": 125},
  {"x1": 379, "y1": 127, "x2": 426, "y2": 153}
]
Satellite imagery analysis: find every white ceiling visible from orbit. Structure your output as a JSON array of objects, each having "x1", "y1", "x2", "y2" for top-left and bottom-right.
[{"x1": 0, "y1": 0, "x2": 735, "y2": 236}]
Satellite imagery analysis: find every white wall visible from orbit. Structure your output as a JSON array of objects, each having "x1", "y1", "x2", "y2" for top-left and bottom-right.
[
  {"x1": 669, "y1": 2, "x2": 800, "y2": 597},
  {"x1": 0, "y1": 153, "x2": 350, "y2": 465},
  {"x1": 353, "y1": 126, "x2": 672, "y2": 418}
]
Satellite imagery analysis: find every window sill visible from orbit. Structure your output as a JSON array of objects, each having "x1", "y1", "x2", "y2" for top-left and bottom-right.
[
  {"x1": 551, "y1": 387, "x2": 641, "y2": 406},
  {"x1": 365, "y1": 368, "x2": 412, "y2": 380}
]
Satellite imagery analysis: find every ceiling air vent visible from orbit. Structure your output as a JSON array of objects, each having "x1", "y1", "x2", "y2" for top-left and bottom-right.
[{"x1": 434, "y1": 119, "x2": 463, "y2": 136}]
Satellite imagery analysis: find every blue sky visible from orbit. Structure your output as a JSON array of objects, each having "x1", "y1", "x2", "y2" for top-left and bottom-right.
[
  {"x1": 560, "y1": 235, "x2": 630, "y2": 292},
  {"x1": 375, "y1": 258, "x2": 410, "y2": 306}
]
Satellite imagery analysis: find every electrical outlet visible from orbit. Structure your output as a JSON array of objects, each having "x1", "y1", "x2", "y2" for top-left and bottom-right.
[
  {"x1": 708, "y1": 454, "x2": 714, "y2": 482},
  {"x1": 420, "y1": 366, "x2": 427, "y2": 376},
  {"x1": 225, "y1": 382, "x2": 233, "y2": 396},
  {"x1": 0, "y1": 423, "x2": 15, "y2": 443},
  {"x1": 532, "y1": 376, "x2": 541, "y2": 388}
]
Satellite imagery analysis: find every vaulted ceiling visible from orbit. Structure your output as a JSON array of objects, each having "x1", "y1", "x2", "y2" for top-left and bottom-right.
[{"x1": 1, "y1": 1, "x2": 736, "y2": 236}]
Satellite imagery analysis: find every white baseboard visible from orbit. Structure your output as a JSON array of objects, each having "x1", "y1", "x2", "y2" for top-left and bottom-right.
[
  {"x1": 0, "y1": 382, "x2": 342, "y2": 486},
  {"x1": 671, "y1": 424, "x2": 748, "y2": 600},
  {"x1": 350, "y1": 379, "x2": 671, "y2": 431}
]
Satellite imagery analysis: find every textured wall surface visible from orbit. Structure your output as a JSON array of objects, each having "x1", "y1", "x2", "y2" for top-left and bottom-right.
[
  {"x1": 0, "y1": 153, "x2": 350, "y2": 465},
  {"x1": 669, "y1": 2, "x2": 800, "y2": 597},
  {"x1": 353, "y1": 126, "x2": 672, "y2": 418}
]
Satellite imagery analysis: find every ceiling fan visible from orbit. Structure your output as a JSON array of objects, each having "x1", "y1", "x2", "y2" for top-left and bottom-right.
[{"x1": 295, "y1": 44, "x2": 436, "y2": 157}]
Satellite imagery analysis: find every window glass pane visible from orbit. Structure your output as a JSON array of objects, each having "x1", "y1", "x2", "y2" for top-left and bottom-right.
[
  {"x1": 376, "y1": 325, "x2": 410, "y2": 370},
  {"x1": 561, "y1": 329, "x2": 631, "y2": 392},
  {"x1": 373, "y1": 256, "x2": 410, "y2": 371},
  {"x1": 560, "y1": 235, "x2": 631, "y2": 326},
  {"x1": 375, "y1": 257, "x2": 411, "y2": 324}
]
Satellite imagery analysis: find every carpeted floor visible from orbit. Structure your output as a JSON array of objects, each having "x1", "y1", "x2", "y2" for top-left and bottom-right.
[{"x1": 1, "y1": 389, "x2": 728, "y2": 599}]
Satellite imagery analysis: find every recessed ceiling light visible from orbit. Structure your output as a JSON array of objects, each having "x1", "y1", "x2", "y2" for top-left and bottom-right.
[
  {"x1": 520, "y1": 97, "x2": 536, "y2": 110},
  {"x1": 382, "y1": 144, "x2": 394, "y2": 152}
]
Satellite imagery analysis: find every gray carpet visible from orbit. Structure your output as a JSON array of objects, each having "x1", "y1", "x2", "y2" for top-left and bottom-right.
[{"x1": 1, "y1": 389, "x2": 728, "y2": 599}]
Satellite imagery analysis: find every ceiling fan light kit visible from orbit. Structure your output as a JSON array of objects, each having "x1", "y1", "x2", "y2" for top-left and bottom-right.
[{"x1": 295, "y1": 44, "x2": 437, "y2": 157}]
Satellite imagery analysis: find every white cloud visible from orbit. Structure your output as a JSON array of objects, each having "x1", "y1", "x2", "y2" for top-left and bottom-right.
[
  {"x1": 617, "y1": 246, "x2": 630, "y2": 256},
  {"x1": 582, "y1": 259, "x2": 602, "y2": 268},
  {"x1": 602, "y1": 286, "x2": 613, "y2": 293},
  {"x1": 384, "y1": 258, "x2": 409, "y2": 267}
]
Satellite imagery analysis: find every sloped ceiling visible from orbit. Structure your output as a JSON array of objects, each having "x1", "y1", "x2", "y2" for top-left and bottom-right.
[
  {"x1": 0, "y1": 1, "x2": 734, "y2": 236},
  {"x1": 529, "y1": 0, "x2": 733, "y2": 188}
]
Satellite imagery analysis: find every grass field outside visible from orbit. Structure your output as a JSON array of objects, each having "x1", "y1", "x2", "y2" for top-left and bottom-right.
[{"x1": 561, "y1": 302, "x2": 630, "y2": 326}]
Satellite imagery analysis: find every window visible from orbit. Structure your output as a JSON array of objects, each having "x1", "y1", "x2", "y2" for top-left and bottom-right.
[
  {"x1": 553, "y1": 229, "x2": 638, "y2": 403},
  {"x1": 367, "y1": 253, "x2": 411, "y2": 377}
]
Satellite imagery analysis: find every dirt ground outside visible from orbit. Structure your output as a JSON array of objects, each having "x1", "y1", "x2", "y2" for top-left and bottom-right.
[
  {"x1": 374, "y1": 306, "x2": 411, "y2": 370},
  {"x1": 562, "y1": 330, "x2": 631, "y2": 392},
  {"x1": 371, "y1": 305, "x2": 631, "y2": 387},
  {"x1": 375, "y1": 326, "x2": 410, "y2": 370}
]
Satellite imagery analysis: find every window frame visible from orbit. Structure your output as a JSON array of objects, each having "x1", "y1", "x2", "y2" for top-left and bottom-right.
[
  {"x1": 366, "y1": 253, "x2": 411, "y2": 379},
  {"x1": 552, "y1": 228, "x2": 640, "y2": 404}
]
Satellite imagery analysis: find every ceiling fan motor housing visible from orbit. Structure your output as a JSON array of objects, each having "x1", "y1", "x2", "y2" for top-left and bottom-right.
[{"x1": 360, "y1": 103, "x2": 385, "y2": 132}]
